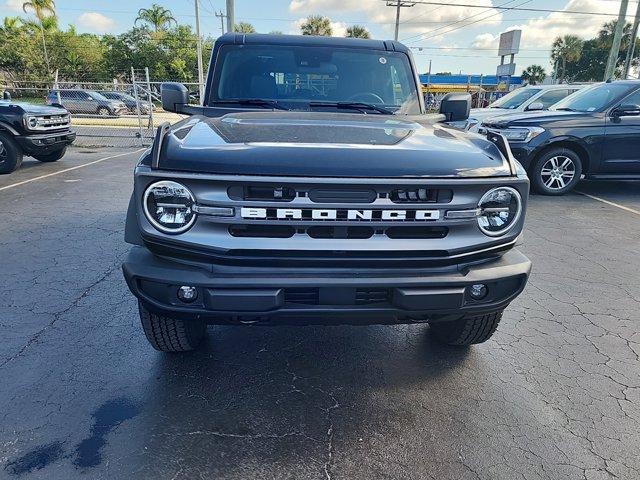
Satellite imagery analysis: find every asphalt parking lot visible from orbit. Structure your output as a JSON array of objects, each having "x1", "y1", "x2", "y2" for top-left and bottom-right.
[{"x1": 0, "y1": 148, "x2": 638, "y2": 480}]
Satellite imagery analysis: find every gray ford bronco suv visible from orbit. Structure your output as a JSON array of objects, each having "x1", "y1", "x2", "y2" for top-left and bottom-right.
[{"x1": 122, "y1": 34, "x2": 531, "y2": 352}]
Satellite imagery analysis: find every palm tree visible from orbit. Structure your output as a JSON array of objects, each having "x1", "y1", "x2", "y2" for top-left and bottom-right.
[
  {"x1": 300, "y1": 15, "x2": 332, "y2": 36},
  {"x1": 234, "y1": 22, "x2": 256, "y2": 33},
  {"x1": 521, "y1": 65, "x2": 546, "y2": 85},
  {"x1": 2, "y1": 17, "x2": 22, "y2": 33},
  {"x1": 551, "y1": 35, "x2": 583, "y2": 82},
  {"x1": 23, "y1": 0, "x2": 56, "y2": 72},
  {"x1": 346, "y1": 25, "x2": 370, "y2": 39},
  {"x1": 135, "y1": 4, "x2": 177, "y2": 32}
]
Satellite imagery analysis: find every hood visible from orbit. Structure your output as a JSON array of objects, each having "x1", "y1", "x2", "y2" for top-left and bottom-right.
[
  {"x1": 481, "y1": 109, "x2": 589, "y2": 128},
  {"x1": 157, "y1": 111, "x2": 512, "y2": 178},
  {"x1": 469, "y1": 107, "x2": 510, "y2": 120},
  {"x1": 0, "y1": 101, "x2": 68, "y2": 116}
]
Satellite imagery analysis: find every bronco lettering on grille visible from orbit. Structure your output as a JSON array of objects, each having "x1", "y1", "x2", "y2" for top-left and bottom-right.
[{"x1": 240, "y1": 207, "x2": 440, "y2": 221}]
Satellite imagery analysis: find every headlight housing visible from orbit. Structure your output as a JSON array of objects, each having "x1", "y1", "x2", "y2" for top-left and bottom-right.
[
  {"x1": 500, "y1": 126, "x2": 545, "y2": 143},
  {"x1": 143, "y1": 180, "x2": 196, "y2": 234},
  {"x1": 477, "y1": 186, "x2": 522, "y2": 237}
]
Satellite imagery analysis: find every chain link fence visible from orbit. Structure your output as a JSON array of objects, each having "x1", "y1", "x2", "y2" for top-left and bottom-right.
[{"x1": 2, "y1": 71, "x2": 201, "y2": 148}]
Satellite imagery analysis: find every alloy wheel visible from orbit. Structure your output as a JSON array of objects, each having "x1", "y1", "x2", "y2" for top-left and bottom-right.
[
  {"x1": 0, "y1": 139, "x2": 6, "y2": 165},
  {"x1": 540, "y1": 155, "x2": 575, "y2": 190}
]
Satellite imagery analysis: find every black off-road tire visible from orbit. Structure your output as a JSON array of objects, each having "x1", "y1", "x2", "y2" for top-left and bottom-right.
[
  {"x1": 530, "y1": 147, "x2": 582, "y2": 196},
  {"x1": 33, "y1": 146, "x2": 67, "y2": 163},
  {"x1": 138, "y1": 301, "x2": 206, "y2": 352},
  {"x1": 0, "y1": 132, "x2": 23, "y2": 174},
  {"x1": 430, "y1": 311, "x2": 503, "y2": 346}
]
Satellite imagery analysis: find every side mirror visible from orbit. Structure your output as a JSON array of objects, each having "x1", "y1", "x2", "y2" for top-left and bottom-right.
[
  {"x1": 612, "y1": 103, "x2": 640, "y2": 117},
  {"x1": 526, "y1": 101, "x2": 544, "y2": 111},
  {"x1": 162, "y1": 82, "x2": 189, "y2": 113},
  {"x1": 439, "y1": 93, "x2": 471, "y2": 122}
]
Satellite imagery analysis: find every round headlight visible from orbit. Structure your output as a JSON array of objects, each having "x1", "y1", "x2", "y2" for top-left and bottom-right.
[
  {"x1": 477, "y1": 186, "x2": 522, "y2": 237},
  {"x1": 28, "y1": 117, "x2": 38, "y2": 128},
  {"x1": 143, "y1": 180, "x2": 196, "y2": 234}
]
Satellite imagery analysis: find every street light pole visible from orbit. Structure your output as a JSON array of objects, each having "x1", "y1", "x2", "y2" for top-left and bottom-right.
[
  {"x1": 194, "y1": 0, "x2": 205, "y2": 103},
  {"x1": 624, "y1": 0, "x2": 640, "y2": 78},
  {"x1": 604, "y1": 0, "x2": 629, "y2": 81}
]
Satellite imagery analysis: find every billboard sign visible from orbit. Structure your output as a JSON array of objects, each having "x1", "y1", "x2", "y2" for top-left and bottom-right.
[
  {"x1": 498, "y1": 30, "x2": 521, "y2": 57},
  {"x1": 496, "y1": 63, "x2": 516, "y2": 76}
]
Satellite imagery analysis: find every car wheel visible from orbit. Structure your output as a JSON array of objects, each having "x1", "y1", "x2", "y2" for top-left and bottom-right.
[
  {"x1": 33, "y1": 146, "x2": 67, "y2": 163},
  {"x1": 138, "y1": 301, "x2": 206, "y2": 352},
  {"x1": 531, "y1": 147, "x2": 582, "y2": 195},
  {"x1": 97, "y1": 106, "x2": 110, "y2": 116},
  {"x1": 430, "y1": 311, "x2": 503, "y2": 346},
  {"x1": 0, "y1": 132, "x2": 23, "y2": 174}
]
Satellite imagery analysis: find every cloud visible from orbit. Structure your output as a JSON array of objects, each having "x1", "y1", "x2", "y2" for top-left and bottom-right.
[
  {"x1": 470, "y1": 0, "x2": 635, "y2": 62},
  {"x1": 76, "y1": 12, "x2": 116, "y2": 33},
  {"x1": 291, "y1": 17, "x2": 348, "y2": 37},
  {"x1": 5, "y1": 0, "x2": 23, "y2": 13},
  {"x1": 289, "y1": 0, "x2": 503, "y2": 39}
]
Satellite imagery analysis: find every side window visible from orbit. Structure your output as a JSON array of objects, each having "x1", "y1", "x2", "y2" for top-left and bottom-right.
[
  {"x1": 536, "y1": 89, "x2": 569, "y2": 109},
  {"x1": 77, "y1": 91, "x2": 89, "y2": 100},
  {"x1": 619, "y1": 89, "x2": 640, "y2": 107},
  {"x1": 60, "y1": 91, "x2": 72, "y2": 99}
]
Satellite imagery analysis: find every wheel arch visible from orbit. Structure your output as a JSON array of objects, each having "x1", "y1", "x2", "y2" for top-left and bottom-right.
[{"x1": 530, "y1": 138, "x2": 591, "y2": 173}]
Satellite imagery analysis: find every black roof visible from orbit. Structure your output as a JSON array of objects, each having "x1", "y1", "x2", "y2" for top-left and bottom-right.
[{"x1": 215, "y1": 33, "x2": 410, "y2": 53}]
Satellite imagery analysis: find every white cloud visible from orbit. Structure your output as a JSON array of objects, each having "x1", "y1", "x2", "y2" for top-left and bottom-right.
[
  {"x1": 291, "y1": 17, "x2": 348, "y2": 37},
  {"x1": 5, "y1": 0, "x2": 23, "y2": 13},
  {"x1": 289, "y1": 0, "x2": 503, "y2": 39},
  {"x1": 471, "y1": 0, "x2": 634, "y2": 64},
  {"x1": 76, "y1": 12, "x2": 116, "y2": 33}
]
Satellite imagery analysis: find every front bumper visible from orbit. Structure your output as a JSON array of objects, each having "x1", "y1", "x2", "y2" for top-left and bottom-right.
[
  {"x1": 122, "y1": 247, "x2": 531, "y2": 325},
  {"x1": 16, "y1": 131, "x2": 76, "y2": 154}
]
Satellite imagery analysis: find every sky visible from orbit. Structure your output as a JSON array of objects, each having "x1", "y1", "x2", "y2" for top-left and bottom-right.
[{"x1": 2, "y1": 0, "x2": 637, "y2": 75}]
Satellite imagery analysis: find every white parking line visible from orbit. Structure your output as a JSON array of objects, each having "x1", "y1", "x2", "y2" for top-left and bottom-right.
[
  {"x1": 575, "y1": 190, "x2": 640, "y2": 216},
  {"x1": 0, "y1": 149, "x2": 145, "y2": 192}
]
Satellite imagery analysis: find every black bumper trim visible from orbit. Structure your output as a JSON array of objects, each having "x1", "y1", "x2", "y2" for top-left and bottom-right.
[
  {"x1": 122, "y1": 246, "x2": 531, "y2": 323},
  {"x1": 16, "y1": 131, "x2": 76, "y2": 153}
]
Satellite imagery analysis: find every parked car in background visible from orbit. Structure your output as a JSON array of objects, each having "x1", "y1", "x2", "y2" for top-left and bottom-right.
[
  {"x1": 479, "y1": 80, "x2": 640, "y2": 195},
  {"x1": 99, "y1": 91, "x2": 151, "y2": 114},
  {"x1": 47, "y1": 90, "x2": 128, "y2": 117},
  {"x1": 0, "y1": 92, "x2": 75, "y2": 174},
  {"x1": 458, "y1": 84, "x2": 585, "y2": 131}
]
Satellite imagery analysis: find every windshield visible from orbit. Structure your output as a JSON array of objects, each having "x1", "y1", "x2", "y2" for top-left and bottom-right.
[
  {"x1": 211, "y1": 45, "x2": 420, "y2": 114},
  {"x1": 551, "y1": 83, "x2": 634, "y2": 112},
  {"x1": 87, "y1": 91, "x2": 109, "y2": 101},
  {"x1": 490, "y1": 88, "x2": 541, "y2": 109}
]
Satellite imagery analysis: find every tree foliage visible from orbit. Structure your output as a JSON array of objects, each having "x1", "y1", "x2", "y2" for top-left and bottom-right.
[
  {"x1": 300, "y1": 15, "x2": 332, "y2": 36},
  {"x1": 234, "y1": 22, "x2": 256, "y2": 33},
  {"x1": 135, "y1": 4, "x2": 177, "y2": 32},
  {"x1": 551, "y1": 21, "x2": 637, "y2": 82},
  {"x1": 346, "y1": 25, "x2": 370, "y2": 39},
  {"x1": 521, "y1": 65, "x2": 546, "y2": 85}
]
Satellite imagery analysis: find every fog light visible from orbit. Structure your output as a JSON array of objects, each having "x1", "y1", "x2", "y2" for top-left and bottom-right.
[
  {"x1": 177, "y1": 286, "x2": 198, "y2": 303},
  {"x1": 469, "y1": 284, "x2": 488, "y2": 300}
]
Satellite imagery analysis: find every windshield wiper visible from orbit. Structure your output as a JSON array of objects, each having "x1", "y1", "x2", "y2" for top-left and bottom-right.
[
  {"x1": 214, "y1": 99, "x2": 290, "y2": 110},
  {"x1": 554, "y1": 107, "x2": 575, "y2": 111},
  {"x1": 309, "y1": 101, "x2": 394, "y2": 115}
]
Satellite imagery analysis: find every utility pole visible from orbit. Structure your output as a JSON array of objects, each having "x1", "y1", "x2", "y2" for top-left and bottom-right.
[
  {"x1": 624, "y1": 0, "x2": 640, "y2": 78},
  {"x1": 604, "y1": 0, "x2": 629, "y2": 81},
  {"x1": 226, "y1": 0, "x2": 235, "y2": 34},
  {"x1": 194, "y1": 0, "x2": 205, "y2": 103},
  {"x1": 215, "y1": 11, "x2": 226, "y2": 35},
  {"x1": 386, "y1": 1, "x2": 416, "y2": 41}
]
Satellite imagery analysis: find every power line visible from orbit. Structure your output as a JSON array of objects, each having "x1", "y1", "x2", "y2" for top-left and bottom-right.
[
  {"x1": 401, "y1": 0, "x2": 522, "y2": 42},
  {"x1": 379, "y1": 0, "x2": 631, "y2": 17}
]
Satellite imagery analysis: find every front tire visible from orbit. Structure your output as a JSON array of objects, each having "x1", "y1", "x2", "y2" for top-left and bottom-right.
[
  {"x1": 33, "y1": 146, "x2": 67, "y2": 163},
  {"x1": 138, "y1": 302, "x2": 206, "y2": 352},
  {"x1": 531, "y1": 147, "x2": 582, "y2": 195},
  {"x1": 0, "y1": 132, "x2": 23, "y2": 174},
  {"x1": 430, "y1": 311, "x2": 503, "y2": 346},
  {"x1": 97, "y1": 106, "x2": 110, "y2": 116}
]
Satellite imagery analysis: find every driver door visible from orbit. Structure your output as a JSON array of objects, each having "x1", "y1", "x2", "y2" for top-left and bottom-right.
[{"x1": 603, "y1": 88, "x2": 640, "y2": 174}]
